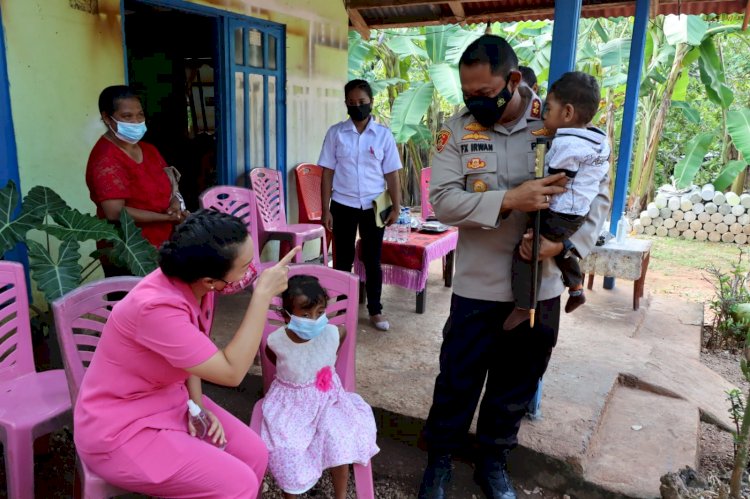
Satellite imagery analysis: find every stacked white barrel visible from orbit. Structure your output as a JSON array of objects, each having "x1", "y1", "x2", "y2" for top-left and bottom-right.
[{"x1": 632, "y1": 184, "x2": 750, "y2": 244}]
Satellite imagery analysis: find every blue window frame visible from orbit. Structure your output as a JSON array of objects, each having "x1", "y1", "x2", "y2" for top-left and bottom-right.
[
  {"x1": 225, "y1": 19, "x2": 286, "y2": 187},
  {"x1": 121, "y1": 0, "x2": 286, "y2": 191}
]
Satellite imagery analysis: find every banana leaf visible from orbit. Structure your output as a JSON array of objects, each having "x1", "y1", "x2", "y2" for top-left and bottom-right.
[
  {"x1": 0, "y1": 180, "x2": 43, "y2": 256},
  {"x1": 27, "y1": 238, "x2": 82, "y2": 301},
  {"x1": 663, "y1": 14, "x2": 707, "y2": 46},
  {"x1": 674, "y1": 133, "x2": 713, "y2": 189},
  {"x1": 385, "y1": 36, "x2": 427, "y2": 61},
  {"x1": 425, "y1": 25, "x2": 458, "y2": 64},
  {"x1": 112, "y1": 210, "x2": 158, "y2": 276},
  {"x1": 727, "y1": 108, "x2": 750, "y2": 161},
  {"x1": 713, "y1": 160, "x2": 747, "y2": 191},
  {"x1": 390, "y1": 82, "x2": 434, "y2": 144},
  {"x1": 369, "y1": 77, "x2": 405, "y2": 96},
  {"x1": 599, "y1": 38, "x2": 631, "y2": 68},
  {"x1": 428, "y1": 63, "x2": 462, "y2": 105},
  {"x1": 348, "y1": 31, "x2": 373, "y2": 80},
  {"x1": 671, "y1": 68, "x2": 690, "y2": 101},
  {"x1": 671, "y1": 101, "x2": 701, "y2": 124},
  {"x1": 698, "y1": 38, "x2": 734, "y2": 109}
]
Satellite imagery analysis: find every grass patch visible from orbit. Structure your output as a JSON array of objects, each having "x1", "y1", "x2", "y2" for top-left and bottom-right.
[{"x1": 638, "y1": 235, "x2": 743, "y2": 273}]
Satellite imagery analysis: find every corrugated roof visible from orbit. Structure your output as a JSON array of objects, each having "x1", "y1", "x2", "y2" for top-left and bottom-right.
[{"x1": 346, "y1": 0, "x2": 748, "y2": 32}]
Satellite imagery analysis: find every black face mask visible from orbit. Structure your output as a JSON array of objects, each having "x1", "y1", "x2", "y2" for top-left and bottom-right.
[
  {"x1": 464, "y1": 84, "x2": 513, "y2": 128},
  {"x1": 347, "y1": 103, "x2": 372, "y2": 122}
]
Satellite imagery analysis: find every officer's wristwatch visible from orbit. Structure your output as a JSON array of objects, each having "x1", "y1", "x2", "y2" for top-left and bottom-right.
[{"x1": 562, "y1": 239, "x2": 578, "y2": 259}]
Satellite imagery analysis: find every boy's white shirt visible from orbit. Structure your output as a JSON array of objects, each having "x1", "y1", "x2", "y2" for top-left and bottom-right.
[{"x1": 546, "y1": 127, "x2": 610, "y2": 216}]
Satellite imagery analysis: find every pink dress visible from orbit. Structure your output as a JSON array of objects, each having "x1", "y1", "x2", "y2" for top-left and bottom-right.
[{"x1": 261, "y1": 324, "x2": 379, "y2": 494}]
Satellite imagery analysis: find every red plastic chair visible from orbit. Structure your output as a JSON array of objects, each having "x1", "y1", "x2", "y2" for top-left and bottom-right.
[
  {"x1": 249, "y1": 264, "x2": 374, "y2": 498},
  {"x1": 51, "y1": 276, "x2": 141, "y2": 499},
  {"x1": 199, "y1": 186, "x2": 268, "y2": 271},
  {"x1": 0, "y1": 261, "x2": 72, "y2": 499},
  {"x1": 294, "y1": 163, "x2": 333, "y2": 255},
  {"x1": 249, "y1": 167, "x2": 329, "y2": 265},
  {"x1": 420, "y1": 167, "x2": 435, "y2": 221}
]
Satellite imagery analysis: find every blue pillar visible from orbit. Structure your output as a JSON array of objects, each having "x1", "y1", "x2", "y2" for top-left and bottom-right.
[
  {"x1": 0, "y1": 5, "x2": 29, "y2": 269},
  {"x1": 547, "y1": 0, "x2": 583, "y2": 88},
  {"x1": 604, "y1": 0, "x2": 650, "y2": 290}
]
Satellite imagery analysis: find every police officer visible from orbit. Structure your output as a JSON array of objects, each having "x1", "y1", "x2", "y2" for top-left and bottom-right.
[{"x1": 419, "y1": 35, "x2": 610, "y2": 499}]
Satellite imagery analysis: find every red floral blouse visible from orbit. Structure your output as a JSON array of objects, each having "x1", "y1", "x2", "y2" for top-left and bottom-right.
[{"x1": 86, "y1": 137, "x2": 173, "y2": 247}]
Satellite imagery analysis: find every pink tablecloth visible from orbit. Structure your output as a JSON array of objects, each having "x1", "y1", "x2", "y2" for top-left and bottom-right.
[{"x1": 354, "y1": 228, "x2": 458, "y2": 292}]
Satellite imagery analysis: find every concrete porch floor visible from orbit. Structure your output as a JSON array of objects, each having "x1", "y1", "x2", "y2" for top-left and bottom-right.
[{"x1": 211, "y1": 258, "x2": 736, "y2": 498}]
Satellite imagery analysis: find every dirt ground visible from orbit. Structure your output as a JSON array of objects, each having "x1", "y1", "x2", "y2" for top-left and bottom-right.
[{"x1": 2, "y1": 236, "x2": 748, "y2": 498}]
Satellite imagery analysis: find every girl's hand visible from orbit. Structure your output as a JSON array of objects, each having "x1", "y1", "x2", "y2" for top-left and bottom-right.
[
  {"x1": 253, "y1": 247, "x2": 300, "y2": 298},
  {"x1": 204, "y1": 409, "x2": 227, "y2": 446}
]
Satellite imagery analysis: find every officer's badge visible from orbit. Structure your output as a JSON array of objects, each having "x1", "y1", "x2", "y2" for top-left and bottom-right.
[
  {"x1": 472, "y1": 179, "x2": 488, "y2": 192},
  {"x1": 464, "y1": 122, "x2": 488, "y2": 132},
  {"x1": 462, "y1": 132, "x2": 490, "y2": 141},
  {"x1": 531, "y1": 127, "x2": 554, "y2": 137},
  {"x1": 496, "y1": 97, "x2": 506, "y2": 108},
  {"x1": 466, "y1": 158, "x2": 487, "y2": 170},
  {"x1": 530, "y1": 98, "x2": 542, "y2": 118},
  {"x1": 436, "y1": 129, "x2": 451, "y2": 153}
]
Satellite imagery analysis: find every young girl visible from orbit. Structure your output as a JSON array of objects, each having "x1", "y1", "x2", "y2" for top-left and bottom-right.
[{"x1": 261, "y1": 274, "x2": 379, "y2": 498}]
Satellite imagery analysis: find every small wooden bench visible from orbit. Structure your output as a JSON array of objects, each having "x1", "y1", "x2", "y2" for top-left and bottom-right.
[{"x1": 579, "y1": 238, "x2": 653, "y2": 310}]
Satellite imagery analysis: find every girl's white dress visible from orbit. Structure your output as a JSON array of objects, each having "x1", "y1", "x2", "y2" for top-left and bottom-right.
[{"x1": 260, "y1": 324, "x2": 379, "y2": 494}]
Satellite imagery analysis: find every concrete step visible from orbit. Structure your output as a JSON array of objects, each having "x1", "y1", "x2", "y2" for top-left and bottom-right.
[{"x1": 582, "y1": 384, "x2": 698, "y2": 498}]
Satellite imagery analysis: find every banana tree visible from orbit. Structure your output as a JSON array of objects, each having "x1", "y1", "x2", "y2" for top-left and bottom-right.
[{"x1": 0, "y1": 180, "x2": 157, "y2": 302}]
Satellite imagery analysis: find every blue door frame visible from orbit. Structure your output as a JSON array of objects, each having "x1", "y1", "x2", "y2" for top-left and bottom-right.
[
  {"x1": 121, "y1": 0, "x2": 287, "y2": 193},
  {"x1": 0, "y1": 4, "x2": 29, "y2": 270}
]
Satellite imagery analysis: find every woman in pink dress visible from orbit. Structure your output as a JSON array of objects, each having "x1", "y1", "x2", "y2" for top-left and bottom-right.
[
  {"x1": 261, "y1": 274, "x2": 379, "y2": 498},
  {"x1": 74, "y1": 210, "x2": 299, "y2": 498}
]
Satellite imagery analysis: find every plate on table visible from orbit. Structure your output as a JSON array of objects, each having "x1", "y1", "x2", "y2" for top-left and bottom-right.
[{"x1": 419, "y1": 221, "x2": 450, "y2": 233}]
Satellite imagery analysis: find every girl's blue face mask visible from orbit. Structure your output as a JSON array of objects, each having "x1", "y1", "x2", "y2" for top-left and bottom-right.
[{"x1": 287, "y1": 312, "x2": 329, "y2": 340}]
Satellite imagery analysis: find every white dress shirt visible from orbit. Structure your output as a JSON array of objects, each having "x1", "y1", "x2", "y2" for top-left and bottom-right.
[{"x1": 318, "y1": 118, "x2": 402, "y2": 210}]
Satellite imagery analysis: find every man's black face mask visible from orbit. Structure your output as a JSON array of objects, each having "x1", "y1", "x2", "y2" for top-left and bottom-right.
[{"x1": 464, "y1": 77, "x2": 513, "y2": 128}]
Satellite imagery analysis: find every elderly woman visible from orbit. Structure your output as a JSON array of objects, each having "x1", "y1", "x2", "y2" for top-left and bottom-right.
[
  {"x1": 74, "y1": 210, "x2": 299, "y2": 498},
  {"x1": 86, "y1": 85, "x2": 187, "y2": 271}
]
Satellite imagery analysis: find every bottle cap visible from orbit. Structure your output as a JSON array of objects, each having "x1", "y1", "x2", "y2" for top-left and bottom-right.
[{"x1": 187, "y1": 399, "x2": 202, "y2": 417}]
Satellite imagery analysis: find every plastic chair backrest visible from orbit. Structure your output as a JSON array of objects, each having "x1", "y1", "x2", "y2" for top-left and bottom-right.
[
  {"x1": 0, "y1": 262, "x2": 34, "y2": 382},
  {"x1": 250, "y1": 167, "x2": 287, "y2": 231},
  {"x1": 258, "y1": 264, "x2": 358, "y2": 393},
  {"x1": 199, "y1": 186, "x2": 263, "y2": 269},
  {"x1": 295, "y1": 163, "x2": 324, "y2": 221},
  {"x1": 51, "y1": 277, "x2": 141, "y2": 404},
  {"x1": 420, "y1": 167, "x2": 434, "y2": 220}
]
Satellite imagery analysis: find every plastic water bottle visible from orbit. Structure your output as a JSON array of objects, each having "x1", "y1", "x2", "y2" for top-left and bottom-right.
[
  {"x1": 615, "y1": 212, "x2": 629, "y2": 244},
  {"x1": 187, "y1": 400, "x2": 226, "y2": 450},
  {"x1": 397, "y1": 208, "x2": 410, "y2": 243}
]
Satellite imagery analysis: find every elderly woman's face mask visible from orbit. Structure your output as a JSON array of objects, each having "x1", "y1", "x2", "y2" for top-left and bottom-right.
[{"x1": 110, "y1": 119, "x2": 147, "y2": 144}]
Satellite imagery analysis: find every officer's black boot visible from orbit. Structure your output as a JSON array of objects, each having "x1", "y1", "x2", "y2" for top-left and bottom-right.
[
  {"x1": 418, "y1": 453, "x2": 453, "y2": 499},
  {"x1": 473, "y1": 449, "x2": 517, "y2": 499}
]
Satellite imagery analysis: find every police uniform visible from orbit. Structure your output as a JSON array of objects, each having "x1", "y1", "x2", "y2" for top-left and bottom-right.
[{"x1": 423, "y1": 87, "x2": 610, "y2": 455}]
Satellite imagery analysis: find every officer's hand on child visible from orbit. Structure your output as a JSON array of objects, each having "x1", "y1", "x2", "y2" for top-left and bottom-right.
[
  {"x1": 501, "y1": 172, "x2": 567, "y2": 213},
  {"x1": 518, "y1": 229, "x2": 564, "y2": 261}
]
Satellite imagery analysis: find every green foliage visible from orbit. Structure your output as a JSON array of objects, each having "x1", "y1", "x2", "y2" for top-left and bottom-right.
[
  {"x1": 704, "y1": 251, "x2": 750, "y2": 349},
  {"x1": 674, "y1": 133, "x2": 713, "y2": 188},
  {"x1": 714, "y1": 160, "x2": 747, "y2": 191},
  {"x1": 727, "y1": 109, "x2": 750, "y2": 160},
  {"x1": 0, "y1": 180, "x2": 157, "y2": 303}
]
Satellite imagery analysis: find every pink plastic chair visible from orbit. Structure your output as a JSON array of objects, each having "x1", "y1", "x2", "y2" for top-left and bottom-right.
[
  {"x1": 199, "y1": 186, "x2": 268, "y2": 271},
  {"x1": 249, "y1": 167, "x2": 329, "y2": 265},
  {"x1": 51, "y1": 276, "x2": 141, "y2": 499},
  {"x1": 0, "y1": 261, "x2": 72, "y2": 499},
  {"x1": 420, "y1": 167, "x2": 435, "y2": 221},
  {"x1": 249, "y1": 264, "x2": 374, "y2": 498}
]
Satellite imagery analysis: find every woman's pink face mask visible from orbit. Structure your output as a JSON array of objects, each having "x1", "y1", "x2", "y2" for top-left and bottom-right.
[{"x1": 217, "y1": 262, "x2": 258, "y2": 295}]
